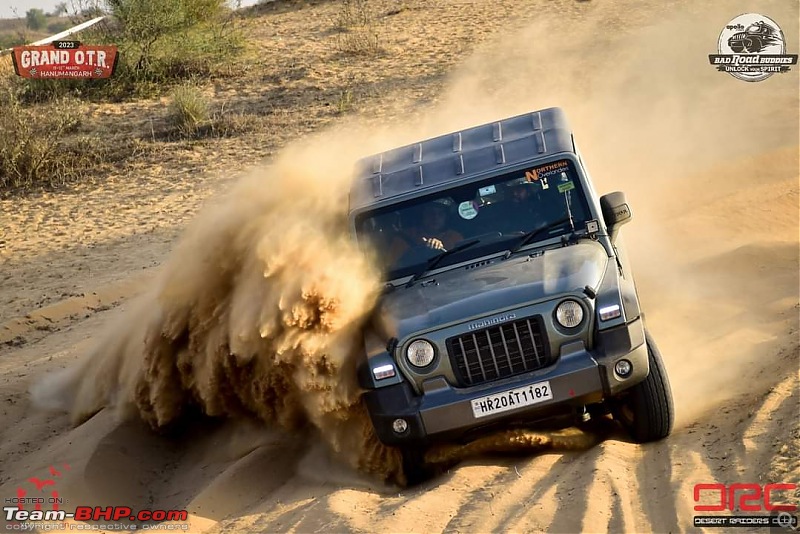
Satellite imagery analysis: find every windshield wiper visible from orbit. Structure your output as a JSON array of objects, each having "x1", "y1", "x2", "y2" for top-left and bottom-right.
[
  {"x1": 405, "y1": 239, "x2": 481, "y2": 287},
  {"x1": 506, "y1": 216, "x2": 571, "y2": 256}
]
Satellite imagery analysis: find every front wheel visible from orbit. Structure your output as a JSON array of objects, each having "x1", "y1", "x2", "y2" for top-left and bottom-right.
[
  {"x1": 400, "y1": 446, "x2": 435, "y2": 487},
  {"x1": 615, "y1": 330, "x2": 675, "y2": 442}
]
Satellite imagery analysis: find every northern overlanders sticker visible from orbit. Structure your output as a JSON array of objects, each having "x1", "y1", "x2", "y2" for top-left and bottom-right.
[{"x1": 709, "y1": 13, "x2": 797, "y2": 82}]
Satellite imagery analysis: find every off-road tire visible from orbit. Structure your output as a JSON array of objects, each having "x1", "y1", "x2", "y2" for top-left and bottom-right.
[
  {"x1": 744, "y1": 36, "x2": 764, "y2": 53},
  {"x1": 618, "y1": 330, "x2": 674, "y2": 442},
  {"x1": 401, "y1": 446, "x2": 435, "y2": 486}
]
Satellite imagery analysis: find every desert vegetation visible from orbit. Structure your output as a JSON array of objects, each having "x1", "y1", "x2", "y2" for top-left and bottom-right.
[{"x1": 0, "y1": 0, "x2": 407, "y2": 197}]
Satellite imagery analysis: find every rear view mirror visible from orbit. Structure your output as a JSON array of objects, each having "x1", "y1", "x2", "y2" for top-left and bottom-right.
[{"x1": 600, "y1": 191, "x2": 632, "y2": 243}]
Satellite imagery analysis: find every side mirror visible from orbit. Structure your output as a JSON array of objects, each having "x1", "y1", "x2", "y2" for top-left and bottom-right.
[{"x1": 599, "y1": 191, "x2": 632, "y2": 243}]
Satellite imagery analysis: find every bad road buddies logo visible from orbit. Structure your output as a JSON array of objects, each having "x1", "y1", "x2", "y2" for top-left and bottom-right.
[{"x1": 709, "y1": 13, "x2": 797, "y2": 82}]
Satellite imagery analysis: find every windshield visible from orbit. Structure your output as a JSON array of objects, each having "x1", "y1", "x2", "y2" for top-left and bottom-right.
[{"x1": 355, "y1": 159, "x2": 592, "y2": 280}]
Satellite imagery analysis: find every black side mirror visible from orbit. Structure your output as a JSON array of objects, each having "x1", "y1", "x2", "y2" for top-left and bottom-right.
[{"x1": 599, "y1": 191, "x2": 632, "y2": 243}]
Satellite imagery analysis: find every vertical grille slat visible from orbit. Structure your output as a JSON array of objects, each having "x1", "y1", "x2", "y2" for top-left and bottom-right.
[
  {"x1": 472, "y1": 333, "x2": 488, "y2": 379},
  {"x1": 485, "y1": 330, "x2": 501, "y2": 378},
  {"x1": 498, "y1": 327, "x2": 514, "y2": 373},
  {"x1": 512, "y1": 322, "x2": 528, "y2": 371},
  {"x1": 448, "y1": 315, "x2": 552, "y2": 387},
  {"x1": 526, "y1": 319, "x2": 542, "y2": 368},
  {"x1": 458, "y1": 337, "x2": 473, "y2": 384}
]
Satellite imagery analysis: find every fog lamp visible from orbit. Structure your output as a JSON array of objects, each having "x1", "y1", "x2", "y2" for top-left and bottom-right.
[
  {"x1": 615, "y1": 359, "x2": 632, "y2": 378},
  {"x1": 392, "y1": 418, "x2": 409, "y2": 434}
]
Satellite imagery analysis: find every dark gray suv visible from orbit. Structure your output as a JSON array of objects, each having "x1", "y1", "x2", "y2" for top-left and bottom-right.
[{"x1": 350, "y1": 108, "x2": 674, "y2": 484}]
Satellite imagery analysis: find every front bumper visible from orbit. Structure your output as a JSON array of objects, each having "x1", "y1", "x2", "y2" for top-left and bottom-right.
[{"x1": 363, "y1": 319, "x2": 648, "y2": 446}]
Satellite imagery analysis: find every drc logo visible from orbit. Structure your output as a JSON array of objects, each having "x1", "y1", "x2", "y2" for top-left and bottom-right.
[{"x1": 709, "y1": 13, "x2": 798, "y2": 82}]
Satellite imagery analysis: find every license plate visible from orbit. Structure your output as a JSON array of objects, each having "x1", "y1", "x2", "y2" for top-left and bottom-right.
[{"x1": 471, "y1": 381, "x2": 553, "y2": 419}]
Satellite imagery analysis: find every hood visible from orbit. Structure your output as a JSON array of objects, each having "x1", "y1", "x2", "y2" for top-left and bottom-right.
[{"x1": 377, "y1": 241, "x2": 609, "y2": 341}]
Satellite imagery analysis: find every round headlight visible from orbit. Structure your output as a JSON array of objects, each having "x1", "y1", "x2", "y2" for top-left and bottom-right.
[
  {"x1": 556, "y1": 300, "x2": 584, "y2": 328},
  {"x1": 406, "y1": 339, "x2": 435, "y2": 367}
]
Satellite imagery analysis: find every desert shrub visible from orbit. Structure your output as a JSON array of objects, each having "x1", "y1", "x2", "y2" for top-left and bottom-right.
[
  {"x1": 167, "y1": 84, "x2": 209, "y2": 136},
  {"x1": 334, "y1": 0, "x2": 371, "y2": 31},
  {"x1": 106, "y1": 0, "x2": 226, "y2": 71},
  {"x1": 47, "y1": 21, "x2": 72, "y2": 34},
  {"x1": 0, "y1": 34, "x2": 27, "y2": 50},
  {"x1": 20, "y1": 0, "x2": 244, "y2": 102},
  {"x1": 0, "y1": 86, "x2": 93, "y2": 194},
  {"x1": 206, "y1": 110, "x2": 261, "y2": 137},
  {"x1": 336, "y1": 28, "x2": 380, "y2": 56},
  {"x1": 103, "y1": 0, "x2": 244, "y2": 96},
  {"x1": 52, "y1": 2, "x2": 69, "y2": 16},
  {"x1": 25, "y1": 9, "x2": 47, "y2": 30},
  {"x1": 333, "y1": 0, "x2": 381, "y2": 56}
]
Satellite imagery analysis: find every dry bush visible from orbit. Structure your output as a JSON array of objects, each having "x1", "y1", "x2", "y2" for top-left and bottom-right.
[
  {"x1": 164, "y1": 90, "x2": 262, "y2": 140},
  {"x1": 336, "y1": 28, "x2": 381, "y2": 56},
  {"x1": 0, "y1": 82, "x2": 97, "y2": 195},
  {"x1": 167, "y1": 84, "x2": 210, "y2": 136},
  {"x1": 206, "y1": 108, "x2": 263, "y2": 137},
  {"x1": 333, "y1": 0, "x2": 381, "y2": 56},
  {"x1": 20, "y1": 0, "x2": 244, "y2": 102},
  {"x1": 334, "y1": 0, "x2": 372, "y2": 31}
]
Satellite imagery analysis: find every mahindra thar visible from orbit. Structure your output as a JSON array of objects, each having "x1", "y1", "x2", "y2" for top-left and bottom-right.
[{"x1": 349, "y1": 108, "x2": 674, "y2": 484}]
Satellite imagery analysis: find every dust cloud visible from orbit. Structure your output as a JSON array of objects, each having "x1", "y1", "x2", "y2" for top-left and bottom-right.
[
  {"x1": 36, "y1": 138, "x2": 409, "y2": 483},
  {"x1": 35, "y1": 1, "x2": 797, "y2": 485},
  {"x1": 415, "y1": 0, "x2": 798, "y2": 427}
]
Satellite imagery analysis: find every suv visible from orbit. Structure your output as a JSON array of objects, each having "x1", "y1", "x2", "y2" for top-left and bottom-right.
[{"x1": 350, "y1": 108, "x2": 674, "y2": 484}]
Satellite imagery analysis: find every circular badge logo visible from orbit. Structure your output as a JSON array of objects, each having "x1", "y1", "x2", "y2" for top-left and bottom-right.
[
  {"x1": 458, "y1": 201, "x2": 478, "y2": 220},
  {"x1": 716, "y1": 13, "x2": 787, "y2": 82}
]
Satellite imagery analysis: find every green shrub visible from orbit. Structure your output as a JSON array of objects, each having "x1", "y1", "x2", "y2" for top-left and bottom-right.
[
  {"x1": 52, "y1": 2, "x2": 69, "y2": 16},
  {"x1": 167, "y1": 84, "x2": 210, "y2": 136},
  {"x1": 25, "y1": 9, "x2": 47, "y2": 30},
  {"x1": 19, "y1": 0, "x2": 244, "y2": 102},
  {"x1": 47, "y1": 21, "x2": 72, "y2": 34},
  {"x1": 0, "y1": 34, "x2": 27, "y2": 50},
  {"x1": 106, "y1": 0, "x2": 227, "y2": 72}
]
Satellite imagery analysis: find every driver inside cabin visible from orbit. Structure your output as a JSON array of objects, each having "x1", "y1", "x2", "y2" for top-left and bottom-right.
[
  {"x1": 501, "y1": 178, "x2": 544, "y2": 232},
  {"x1": 387, "y1": 200, "x2": 464, "y2": 264}
]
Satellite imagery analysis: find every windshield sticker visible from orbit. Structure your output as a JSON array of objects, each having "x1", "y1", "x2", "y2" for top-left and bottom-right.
[
  {"x1": 557, "y1": 181, "x2": 575, "y2": 193},
  {"x1": 528, "y1": 160, "x2": 570, "y2": 181},
  {"x1": 458, "y1": 201, "x2": 479, "y2": 220},
  {"x1": 478, "y1": 185, "x2": 496, "y2": 196}
]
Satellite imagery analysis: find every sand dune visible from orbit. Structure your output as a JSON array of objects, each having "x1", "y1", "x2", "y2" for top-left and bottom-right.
[{"x1": 0, "y1": 0, "x2": 797, "y2": 532}]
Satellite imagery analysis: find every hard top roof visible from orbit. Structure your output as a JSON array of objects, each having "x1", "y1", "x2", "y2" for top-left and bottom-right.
[{"x1": 349, "y1": 107, "x2": 574, "y2": 212}]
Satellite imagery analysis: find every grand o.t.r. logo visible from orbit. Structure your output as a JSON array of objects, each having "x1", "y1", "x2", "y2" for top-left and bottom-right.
[{"x1": 709, "y1": 13, "x2": 798, "y2": 82}]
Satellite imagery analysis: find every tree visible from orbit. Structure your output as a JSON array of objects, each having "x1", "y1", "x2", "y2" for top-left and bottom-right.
[
  {"x1": 25, "y1": 8, "x2": 47, "y2": 30},
  {"x1": 104, "y1": 0, "x2": 226, "y2": 71},
  {"x1": 53, "y1": 2, "x2": 69, "y2": 16}
]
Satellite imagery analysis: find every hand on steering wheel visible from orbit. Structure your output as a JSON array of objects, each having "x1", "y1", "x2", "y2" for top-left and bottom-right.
[{"x1": 422, "y1": 237, "x2": 446, "y2": 251}]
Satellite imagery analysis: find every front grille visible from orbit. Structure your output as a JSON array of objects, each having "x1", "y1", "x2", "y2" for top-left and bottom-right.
[{"x1": 447, "y1": 316, "x2": 552, "y2": 387}]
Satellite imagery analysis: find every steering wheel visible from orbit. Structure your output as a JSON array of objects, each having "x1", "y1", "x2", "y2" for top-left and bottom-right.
[{"x1": 396, "y1": 235, "x2": 443, "y2": 265}]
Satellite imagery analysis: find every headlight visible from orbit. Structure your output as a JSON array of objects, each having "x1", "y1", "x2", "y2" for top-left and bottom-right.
[
  {"x1": 406, "y1": 339, "x2": 435, "y2": 367},
  {"x1": 555, "y1": 300, "x2": 584, "y2": 328}
]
